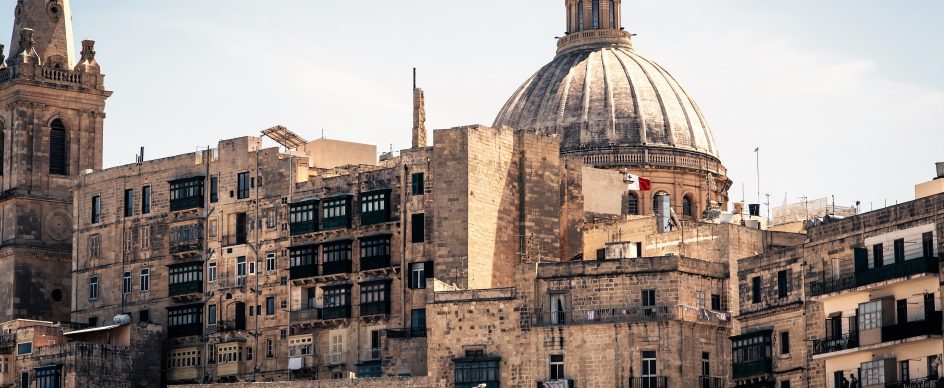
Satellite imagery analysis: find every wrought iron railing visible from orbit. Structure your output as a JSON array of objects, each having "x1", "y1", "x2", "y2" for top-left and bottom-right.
[
  {"x1": 810, "y1": 256, "x2": 939, "y2": 296},
  {"x1": 628, "y1": 377, "x2": 668, "y2": 388},
  {"x1": 170, "y1": 240, "x2": 203, "y2": 254},
  {"x1": 881, "y1": 312, "x2": 942, "y2": 342},
  {"x1": 886, "y1": 377, "x2": 944, "y2": 387},
  {"x1": 697, "y1": 376, "x2": 726, "y2": 388},
  {"x1": 325, "y1": 351, "x2": 345, "y2": 365},
  {"x1": 360, "y1": 348, "x2": 382, "y2": 362},
  {"x1": 812, "y1": 332, "x2": 859, "y2": 355}
]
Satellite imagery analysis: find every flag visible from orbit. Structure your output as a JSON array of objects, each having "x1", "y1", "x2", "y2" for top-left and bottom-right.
[{"x1": 626, "y1": 174, "x2": 651, "y2": 191}]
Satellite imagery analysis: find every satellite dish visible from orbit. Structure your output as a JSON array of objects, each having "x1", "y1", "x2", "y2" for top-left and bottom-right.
[{"x1": 113, "y1": 314, "x2": 132, "y2": 325}]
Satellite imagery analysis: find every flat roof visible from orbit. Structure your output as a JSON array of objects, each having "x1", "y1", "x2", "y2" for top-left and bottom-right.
[{"x1": 63, "y1": 323, "x2": 127, "y2": 336}]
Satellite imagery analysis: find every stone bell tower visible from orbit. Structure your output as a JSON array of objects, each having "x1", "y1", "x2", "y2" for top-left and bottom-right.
[{"x1": 0, "y1": 0, "x2": 111, "y2": 322}]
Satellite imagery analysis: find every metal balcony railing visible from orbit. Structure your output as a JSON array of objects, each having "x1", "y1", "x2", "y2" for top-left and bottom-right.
[
  {"x1": 881, "y1": 312, "x2": 943, "y2": 342},
  {"x1": 809, "y1": 256, "x2": 939, "y2": 296},
  {"x1": 628, "y1": 377, "x2": 668, "y2": 388},
  {"x1": 885, "y1": 376, "x2": 944, "y2": 387},
  {"x1": 534, "y1": 305, "x2": 730, "y2": 327},
  {"x1": 169, "y1": 240, "x2": 203, "y2": 254},
  {"x1": 386, "y1": 327, "x2": 427, "y2": 339},
  {"x1": 536, "y1": 379, "x2": 575, "y2": 388},
  {"x1": 360, "y1": 348, "x2": 382, "y2": 362},
  {"x1": 325, "y1": 351, "x2": 345, "y2": 365},
  {"x1": 697, "y1": 376, "x2": 726, "y2": 388},
  {"x1": 812, "y1": 332, "x2": 859, "y2": 355}
]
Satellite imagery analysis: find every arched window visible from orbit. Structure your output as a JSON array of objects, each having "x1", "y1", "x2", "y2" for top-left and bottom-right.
[
  {"x1": 682, "y1": 195, "x2": 694, "y2": 217},
  {"x1": 609, "y1": 0, "x2": 616, "y2": 28},
  {"x1": 627, "y1": 192, "x2": 639, "y2": 215},
  {"x1": 592, "y1": 0, "x2": 600, "y2": 29},
  {"x1": 567, "y1": 5, "x2": 573, "y2": 33},
  {"x1": 577, "y1": 1, "x2": 584, "y2": 31},
  {"x1": 653, "y1": 192, "x2": 670, "y2": 214},
  {"x1": 49, "y1": 119, "x2": 68, "y2": 175}
]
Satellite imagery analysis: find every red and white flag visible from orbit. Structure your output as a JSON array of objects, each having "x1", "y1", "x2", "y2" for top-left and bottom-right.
[{"x1": 626, "y1": 174, "x2": 651, "y2": 191}]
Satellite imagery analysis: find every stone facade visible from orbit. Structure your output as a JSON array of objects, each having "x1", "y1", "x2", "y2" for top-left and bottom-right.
[{"x1": 0, "y1": 0, "x2": 110, "y2": 323}]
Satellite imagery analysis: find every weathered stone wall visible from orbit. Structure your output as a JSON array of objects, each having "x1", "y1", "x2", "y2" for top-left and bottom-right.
[{"x1": 177, "y1": 376, "x2": 431, "y2": 388}]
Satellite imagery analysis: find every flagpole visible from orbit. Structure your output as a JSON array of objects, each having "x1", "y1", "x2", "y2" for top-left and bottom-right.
[{"x1": 755, "y1": 147, "x2": 760, "y2": 207}]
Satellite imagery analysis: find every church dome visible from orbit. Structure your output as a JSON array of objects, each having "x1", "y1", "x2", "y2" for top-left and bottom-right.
[{"x1": 494, "y1": 1, "x2": 720, "y2": 161}]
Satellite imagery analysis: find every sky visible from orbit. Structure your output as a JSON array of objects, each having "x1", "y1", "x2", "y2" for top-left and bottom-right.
[{"x1": 2, "y1": 0, "x2": 942, "y2": 214}]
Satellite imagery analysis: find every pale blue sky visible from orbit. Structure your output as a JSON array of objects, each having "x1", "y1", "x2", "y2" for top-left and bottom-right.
[{"x1": 2, "y1": 0, "x2": 942, "y2": 213}]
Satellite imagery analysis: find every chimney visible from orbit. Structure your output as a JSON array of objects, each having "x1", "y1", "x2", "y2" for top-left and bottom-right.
[
  {"x1": 412, "y1": 68, "x2": 427, "y2": 149},
  {"x1": 936, "y1": 162, "x2": 944, "y2": 180}
]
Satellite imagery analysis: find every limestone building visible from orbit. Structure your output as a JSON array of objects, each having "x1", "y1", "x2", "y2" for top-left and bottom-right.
[{"x1": 0, "y1": 0, "x2": 109, "y2": 323}]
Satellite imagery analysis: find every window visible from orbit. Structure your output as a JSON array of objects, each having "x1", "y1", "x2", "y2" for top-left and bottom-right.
[
  {"x1": 577, "y1": 1, "x2": 584, "y2": 31},
  {"x1": 411, "y1": 172, "x2": 425, "y2": 195},
  {"x1": 91, "y1": 196, "x2": 101, "y2": 223},
  {"x1": 139, "y1": 309, "x2": 150, "y2": 323},
  {"x1": 411, "y1": 213, "x2": 425, "y2": 243},
  {"x1": 324, "y1": 286, "x2": 350, "y2": 308},
  {"x1": 695, "y1": 292, "x2": 705, "y2": 309},
  {"x1": 17, "y1": 342, "x2": 32, "y2": 355},
  {"x1": 234, "y1": 212, "x2": 247, "y2": 245},
  {"x1": 780, "y1": 381, "x2": 791, "y2": 388},
  {"x1": 411, "y1": 309, "x2": 427, "y2": 335},
  {"x1": 89, "y1": 234, "x2": 101, "y2": 258},
  {"x1": 550, "y1": 354, "x2": 564, "y2": 380},
  {"x1": 360, "y1": 237, "x2": 392, "y2": 270},
  {"x1": 873, "y1": 243, "x2": 884, "y2": 268},
  {"x1": 360, "y1": 281, "x2": 390, "y2": 316},
  {"x1": 236, "y1": 256, "x2": 247, "y2": 285},
  {"x1": 142, "y1": 186, "x2": 151, "y2": 214},
  {"x1": 89, "y1": 276, "x2": 99, "y2": 300},
  {"x1": 858, "y1": 300, "x2": 882, "y2": 331},
  {"x1": 140, "y1": 226, "x2": 151, "y2": 250},
  {"x1": 732, "y1": 331, "x2": 772, "y2": 368},
  {"x1": 208, "y1": 262, "x2": 217, "y2": 282},
  {"x1": 924, "y1": 232, "x2": 935, "y2": 258},
  {"x1": 124, "y1": 189, "x2": 134, "y2": 217},
  {"x1": 929, "y1": 355, "x2": 941, "y2": 379},
  {"x1": 169, "y1": 177, "x2": 205, "y2": 211},
  {"x1": 777, "y1": 270, "x2": 789, "y2": 298},
  {"x1": 609, "y1": 0, "x2": 615, "y2": 28},
  {"x1": 861, "y1": 360, "x2": 885, "y2": 386},
  {"x1": 237, "y1": 172, "x2": 250, "y2": 199},
  {"x1": 266, "y1": 253, "x2": 276, "y2": 272},
  {"x1": 711, "y1": 294, "x2": 722, "y2": 311},
  {"x1": 627, "y1": 192, "x2": 639, "y2": 215},
  {"x1": 35, "y1": 365, "x2": 61, "y2": 388},
  {"x1": 752, "y1": 276, "x2": 761, "y2": 303},
  {"x1": 360, "y1": 190, "x2": 390, "y2": 225},
  {"x1": 167, "y1": 305, "x2": 203, "y2": 338},
  {"x1": 323, "y1": 197, "x2": 350, "y2": 229},
  {"x1": 701, "y1": 352, "x2": 710, "y2": 380},
  {"x1": 139, "y1": 269, "x2": 150, "y2": 292},
  {"x1": 49, "y1": 119, "x2": 68, "y2": 175},
  {"x1": 893, "y1": 238, "x2": 905, "y2": 262},
  {"x1": 899, "y1": 360, "x2": 909, "y2": 383},
  {"x1": 123, "y1": 272, "x2": 132, "y2": 294},
  {"x1": 641, "y1": 350, "x2": 657, "y2": 381},
  {"x1": 454, "y1": 356, "x2": 500, "y2": 388},
  {"x1": 266, "y1": 297, "x2": 275, "y2": 316},
  {"x1": 289, "y1": 245, "x2": 317, "y2": 279},
  {"x1": 169, "y1": 263, "x2": 202, "y2": 296},
  {"x1": 207, "y1": 304, "x2": 217, "y2": 324},
  {"x1": 779, "y1": 331, "x2": 790, "y2": 355},
  {"x1": 289, "y1": 200, "x2": 317, "y2": 235},
  {"x1": 591, "y1": 0, "x2": 600, "y2": 28},
  {"x1": 210, "y1": 177, "x2": 218, "y2": 203},
  {"x1": 266, "y1": 338, "x2": 275, "y2": 358},
  {"x1": 410, "y1": 262, "x2": 434, "y2": 289},
  {"x1": 682, "y1": 195, "x2": 693, "y2": 217},
  {"x1": 642, "y1": 289, "x2": 655, "y2": 316}
]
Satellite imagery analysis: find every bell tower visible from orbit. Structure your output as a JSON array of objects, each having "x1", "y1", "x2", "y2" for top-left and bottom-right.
[{"x1": 0, "y1": 0, "x2": 111, "y2": 322}]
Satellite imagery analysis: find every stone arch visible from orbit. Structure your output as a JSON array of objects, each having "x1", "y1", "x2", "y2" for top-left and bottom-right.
[{"x1": 48, "y1": 118, "x2": 68, "y2": 175}]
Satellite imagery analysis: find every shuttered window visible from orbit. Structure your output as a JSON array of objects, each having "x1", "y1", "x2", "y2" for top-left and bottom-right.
[{"x1": 49, "y1": 120, "x2": 68, "y2": 175}]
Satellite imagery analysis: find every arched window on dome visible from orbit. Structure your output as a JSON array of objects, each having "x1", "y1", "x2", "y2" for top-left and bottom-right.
[
  {"x1": 682, "y1": 195, "x2": 694, "y2": 218},
  {"x1": 609, "y1": 0, "x2": 616, "y2": 29},
  {"x1": 577, "y1": 1, "x2": 584, "y2": 31},
  {"x1": 653, "y1": 192, "x2": 670, "y2": 215},
  {"x1": 627, "y1": 192, "x2": 639, "y2": 215},
  {"x1": 49, "y1": 119, "x2": 68, "y2": 176},
  {"x1": 592, "y1": 0, "x2": 600, "y2": 29}
]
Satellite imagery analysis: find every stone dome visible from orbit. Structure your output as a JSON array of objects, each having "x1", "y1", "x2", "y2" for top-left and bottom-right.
[{"x1": 494, "y1": 33, "x2": 720, "y2": 160}]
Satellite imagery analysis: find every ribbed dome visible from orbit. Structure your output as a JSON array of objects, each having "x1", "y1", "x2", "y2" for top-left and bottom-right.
[{"x1": 494, "y1": 43, "x2": 719, "y2": 159}]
